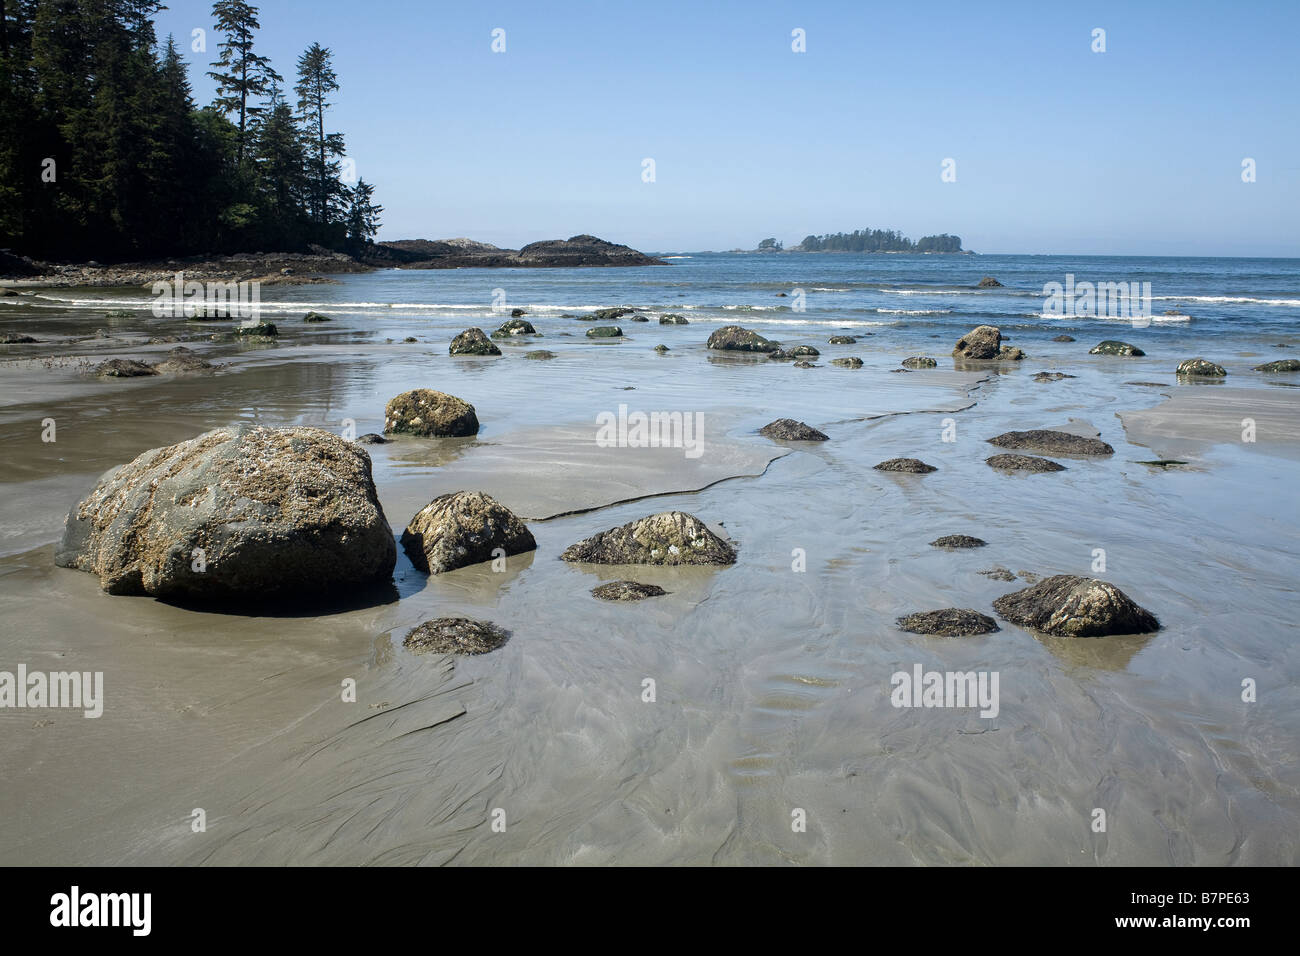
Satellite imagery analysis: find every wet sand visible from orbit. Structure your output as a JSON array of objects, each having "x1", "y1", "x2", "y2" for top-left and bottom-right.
[{"x1": 2, "y1": 293, "x2": 1298, "y2": 866}]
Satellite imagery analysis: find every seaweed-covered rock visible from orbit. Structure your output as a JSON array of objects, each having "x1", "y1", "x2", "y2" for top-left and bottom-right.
[
  {"x1": 233, "y1": 322, "x2": 277, "y2": 337},
  {"x1": 874, "y1": 458, "x2": 937, "y2": 474},
  {"x1": 1253, "y1": 359, "x2": 1300, "y2": 372},
  {"x1": 95, "y1": 358, "x2": 158, "y2": 378},
  {"x1": 897, "y1": 609, "x2": 999, "y2": 636},
  {"x1": 991, "y1": 575, "x2": 1159, "y2": 636},
  {"x1": 659, "y1": 314, "x2": 689, "y2": 325},
  {"x1": 1033, "y1": 371, "x2": 1076, "y2": 382},
  {"x1": 1175, "y1": 358, "x2": 1227, "y2": 377},
  {"x1": 707, "y1": 324, "x2": 779, "y2": 353},
  {"x1": 302, "y1": 311, "x2": 331, "y2": 322},
  {"x1": 977, "y1": 276, "x2": 1003, "y2": 288},
  {"x1": 591, "y1": 581, "x2": 668, "y2": 601},
  {"x1": 152, "y1": 346, "x2": 216, "y2": 373},
  {"x1": 953, "y1": 325, "x2": 1002, "y2": 359},
  {"x1": 54, "y1": 424, "x2": 396, "y2": 598},
  {"x1": 561, "y1": 511, "x2": 735, "y2": 566},
  {"x1": 592, "y1": 307, "x2": 636, "y2": 320},
  {"x1": 930, "y1": 534, "x2": 987, "y2": 550},
  {"x1": 450, "y1": 327, "x2": 501, "y2": 355},
  {"x1": 902, "y1": 356, "x2": 937, "y2": 369},
  {"x1": 985, "y1": 453, "x2": 1066, "y2": 473},
  {"x1": 383, "y1": 389, "x2": 479, "y2": 437},
  {"x1": 978, "y1": 567, "x2": 1018, "y2": 582},
  {"x1": 524, "y1": 349, "x2": 556, "y2": 360},
  {"x1": 986, "y1": 429, "x2": 1113, "y2": 456},
  {"x1": 493, "y1": 318, "x2": 537, "y2": 337},
  {"x1": 759, "y1": 419, "x2": 828, "y2": 441},
  {"x1": 401, "y1": 491, "x2": 536, "y2": 574},
  {"x1": 1089, "y1": 340, "x2": 1144, "y2": 356},
  {"x1": 404, "y1": 618, "x2": 510, "y2": 655},
  {"x1": 831, "y1": 357, "x2": 863, "y2": 368},
  {"x1": 587, "y1": 326, "x2": 623, "y2": 338}
]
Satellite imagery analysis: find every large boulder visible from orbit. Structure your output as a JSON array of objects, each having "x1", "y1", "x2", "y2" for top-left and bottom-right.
[
  {"x1": 952, "y1": 325, "x2": 1001, "y2": 359},
  {"x1": 1089, "y1": 340, "x2": 1145, "y2": 356},
  {"x1": 384, "y1": 389, "x2": 479, "y2": 437},
  {"x1": 449, "y1": 327, "x2": 501, "y2": 355},
  {"x1": 992, "y1": 575, "x2": 1159, "y2": 636},
  {"x1": 562, "y1": 511, "x2": 735, "y2": 566},
  {"x1": 707, "y1": 325, "x2": 780, "y2": 353},
  {"x1": 1176, "y1": 358, "x2": 1226, "y2": 377},
  {"x1": 400, "y1": 491, "x2": 536, "y2": 574},
  {"x1": 54, "y1": 425, "x2": 396, "y2": 599},
  {"x1": 986, "y1": 429, "x2": 1113, "y2": 456}
]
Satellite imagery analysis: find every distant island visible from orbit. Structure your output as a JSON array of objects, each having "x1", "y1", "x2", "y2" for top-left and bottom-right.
[
  {"x1": 371, "y1": 235, "x2": 666, "y2": 269},
  {"x1": 752, "y1": 230, "x2": 968, "y2": 254}
]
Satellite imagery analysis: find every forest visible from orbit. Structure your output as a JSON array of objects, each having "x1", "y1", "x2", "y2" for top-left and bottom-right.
[
  {"x1": 796, "y1": 229, "x2": 963, "y2": 253},
  {"x1": 0, "y1": 0, "x2": 382, "y2": 261}
]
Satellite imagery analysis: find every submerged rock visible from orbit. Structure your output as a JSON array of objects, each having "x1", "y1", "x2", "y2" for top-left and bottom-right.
[
  {"x1": 1176, "y1": 358, "x2": 1227, "y2": 377},
  {"x1": 152, "y1": 346, "x2": 216, "y2": 373},
  {"x1": 524, "y1": 349, "x2": 556, "y2": 360},
  {"x1": 897, "y1": 609, "x2": 999, "y2": 636},
  {"x1": 828, "y1": 335, "x2": 857, "y2": 344},
  {"x1": 987, "y1": 429, "x2": 1114, "y2": 456},
  {"x1": 0, "y1": 333, "x2": 39, "y2": 343},
  {"x1": 793, "y1": 360, "x2": 818, "y2": 368},
  {"x1": 978, "y1": 567, "x2": 1018, "y2": 582},
  {"x1": 493, "y1": 318, "x2": 537, "y2": 337},
  {"x1": 383, "y1": 389, "x2": 479, "y2": 437},
  {"x1": 233, "y1": 322, "x2": 277, "y2": 337},
  {"x1": 977, "y1": 276, "x2": 1003, "y2": 288},
  {"x1": 562, "y1": 511, "x2": 735, "y2": 566},
  {"x1": 1052, "y1": 334, "x2": 1076, "y2": 342},
  {"x1": 953, "y1": 325, "x2": 1002, "y2": 359},
  {"x1": 355, "y1": 433, "x2": 388, "y2": 444},
  {"x1": 831, "y1": 357, "x2": 863, "y2": 368},
  {"x1": 1033, "y1": 371, "x2": 1076, "y2": 382},
  {"x1": 985, "y1": 453, "x2": 1066, "y2": 473},
  {"x1": 759, "y1": 419, "x2": 828, "y2": 441},
  {"x1": 659, "y1": 314, "x2": 689, "y2": 325},
  {"x1": 1089, "y1": 340, "x2": 1145, "y2": 356},
  {"x1": 449, "y1": 327, "x2": 501, "y2": 355},
  {"x1": 95, "y1": 358, "x2": 158, "y2": 378},
  {"x1": 401, "y1": 491, "x2": 536, "y2": 574},
  {"x1": 1253, "y1": 359, "x2": 1300, "y2": 372},
  {"x1": 902, "y1": 356, "x2": 937, "y2": 369},
  {"x1": 404, "y1": 617, "x2": 510, "y2": 655},
  {"x1": 55, "y1": 425, "x2": 396, "y2": 599},
  {"x1": 587, "y1": 326, "x2": 623, "y2": 338},
  {"x1": 653, "y1": 345, "x2": 670, "y2": 353},
  {"x1": 997, "y1": 345, "x2": 1026, "y2": 360},
  {"x1": 302, "y1": 311, "x2": 330, "y2": 322},
  {"x1": 592, "y1": 307, "x2": 636, "y2": 320},
  {"x1": 992, "y1": 575, "x2": 1159, "y2": 636},
  {"x1": 591, "y1": 580, "x2": 668, "y2": 602},
  {"x1": 874, "y1": 458, "x2": 936, "y2": 474},
  {"x1": 930, "y1": 534, "x2": 987, "y2": 549},
  {"x1": 707, "y1": 324, "x2": 780, "y2": 353},
  {"x1": 510, "y1": 308, "x2": 527, "y2": 318}
]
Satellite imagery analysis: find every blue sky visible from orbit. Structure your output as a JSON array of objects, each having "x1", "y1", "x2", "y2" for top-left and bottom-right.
[{"x1": 157, "y1": 0, "x2": 1300, "y2": 255}]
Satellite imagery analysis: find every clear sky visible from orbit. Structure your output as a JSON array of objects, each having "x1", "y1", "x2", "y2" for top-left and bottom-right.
[{"x1": 156, "y1": 0, "x2": 1300, "y2": 256}]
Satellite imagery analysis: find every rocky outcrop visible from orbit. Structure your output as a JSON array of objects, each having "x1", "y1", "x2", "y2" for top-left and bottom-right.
[
  {"x1": 986, "y1": 430, "x2": 1114, "y2": 456},
  {"x1": 707, "y1": 325, "x2": 780, "y2": 353},
  {"x1": 561, "y1": 511, "x2": 735, "y2": 566},
  {"x1": 379, "y1": 235, "x2": 666, "y2": 269},
  {"x1": 1089, "y1": 340, "x2": 1145, "y2": 356},
  {"x1": 953, "y1": 325, "x2": 1002, "y2": 359},
  {"x1": 493, "y1": 318, "x2": 537, "y2": 337},
  {"x1": 1176, "y1": 358, "x2": 1227, "y2": 377},
  {"x1": 404, "y1": 618, "x2": 511, "y2": 655},
  {"x1": 383, "y1": 389, "x2": 479, "y2": 437},
  {"x1": 55, "y1": 425, "x2": 396, "y2": 599},
  {"x1": 977, "y1": 276, "x2": 1003, "y2": 288},
  {"x1": 991, "y1": 575, "x2": 1159, "y2": 636},
  {"x1": 759, "y1": 419, "x2": 828, "y2": 441},
  {"x1": 874, "y1": 458, "x2": 936, "y2": 473},
  {"x1": 985, "y1": 453, "x2": 1066, "y2": 473},
  {"x1": 930, "y1": 535, "x2": 987, "y2": 549},
  {"x1": 401, "y1": 491, "x2": 536, "y2": 574},
  {"x1": 897, "y1": 609, "x2": 999, "y2": 636},
  {"x1": 449, "y1": 327, "x2": 501, "y2": 356},
  {"x1": 902, "y1": 356, "x2": 937, "y2": 369},
  {"x1": 591, "y1": 581, "x2": 668, "y2": 601}
]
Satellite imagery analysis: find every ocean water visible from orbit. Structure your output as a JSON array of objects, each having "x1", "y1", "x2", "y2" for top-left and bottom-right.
[{"x1": 1, "y1": 253, "x2": 1298, "y2": 866}]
